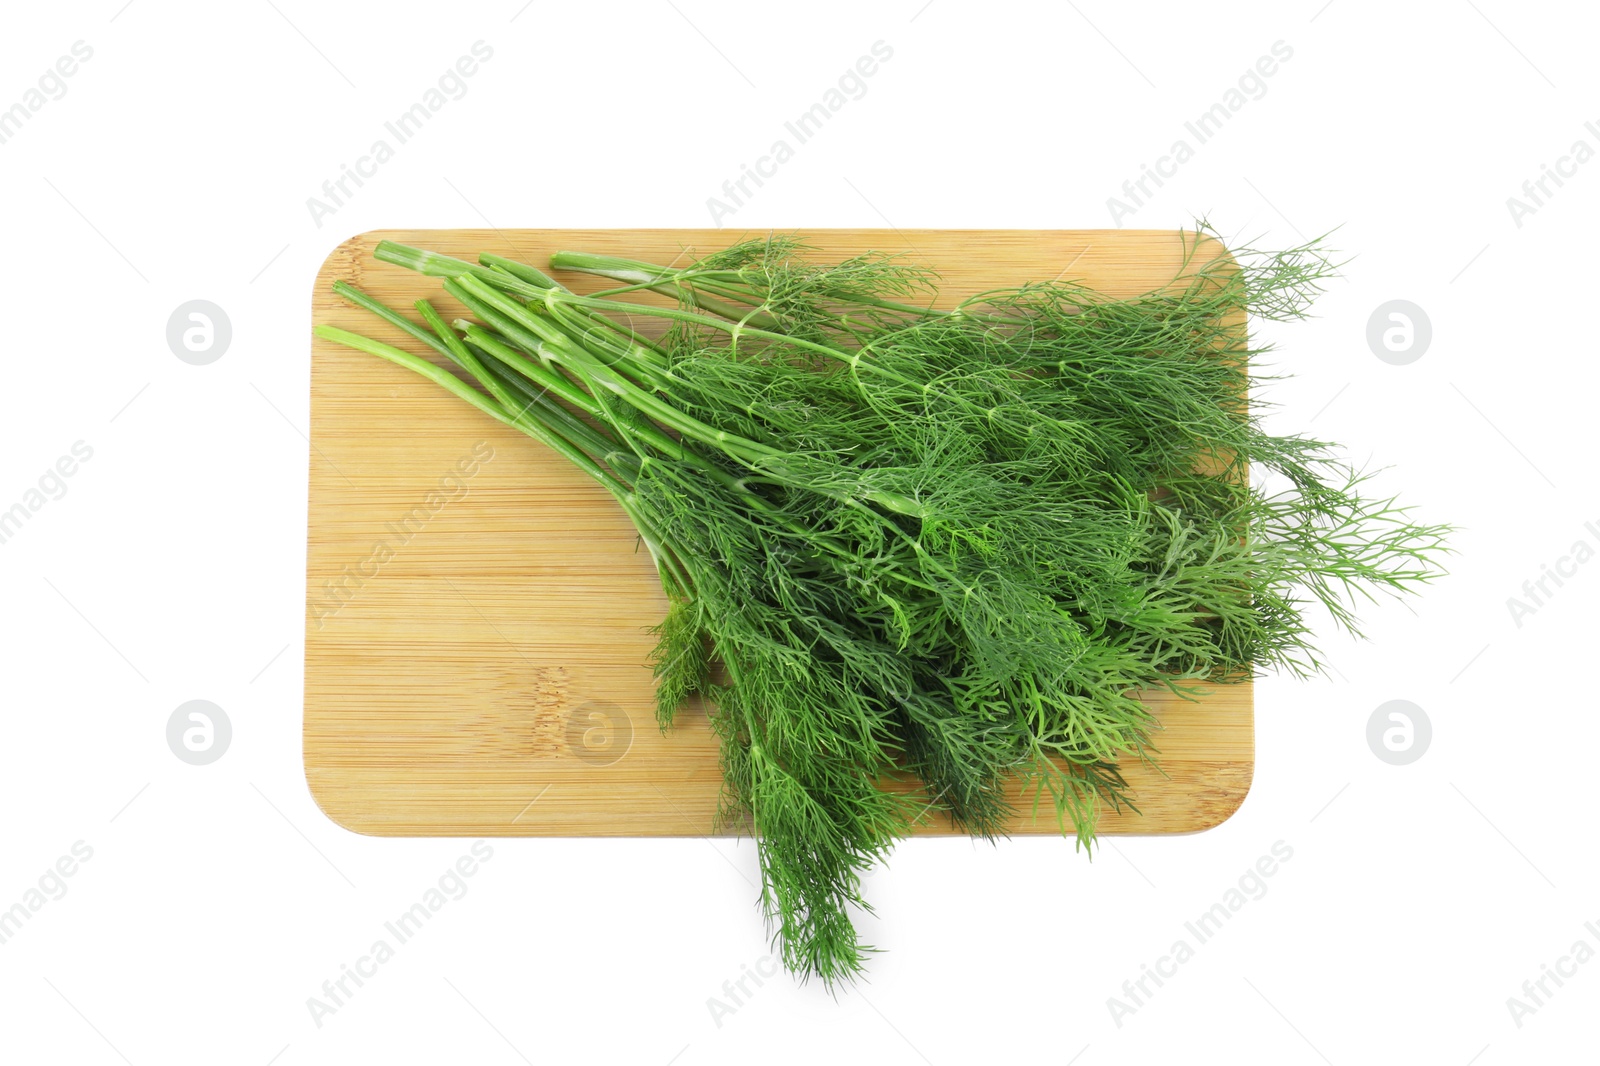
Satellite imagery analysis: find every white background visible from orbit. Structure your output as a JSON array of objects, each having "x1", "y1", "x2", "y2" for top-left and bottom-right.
[{"x1": 2, "y1": 1, "x2": 1596, "y2": 1063}]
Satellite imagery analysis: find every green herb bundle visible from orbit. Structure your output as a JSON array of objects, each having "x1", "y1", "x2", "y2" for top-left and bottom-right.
[{"x1": 315, "y1": 228, "x2": 1449, "y2": 986}]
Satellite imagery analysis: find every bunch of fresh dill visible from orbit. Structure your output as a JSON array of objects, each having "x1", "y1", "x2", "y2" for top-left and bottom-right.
[{"x1": 315, "y1": 228, "x2": 1450, "y2": 986}]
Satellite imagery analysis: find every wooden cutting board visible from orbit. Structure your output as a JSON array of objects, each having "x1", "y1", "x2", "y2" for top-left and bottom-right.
[{"x1": 304, "y1": 229, "x2": 1253, "y2": 837}]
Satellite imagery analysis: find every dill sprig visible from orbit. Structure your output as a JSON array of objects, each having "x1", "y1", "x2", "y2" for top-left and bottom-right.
[{"x1": 314, "y1": 227, "x2": 1451, "y2": 988}]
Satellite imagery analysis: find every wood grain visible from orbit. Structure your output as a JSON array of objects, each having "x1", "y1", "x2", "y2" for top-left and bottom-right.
[{"x1": 304, "y1": 229, "x2": 1253, "y2": 837}]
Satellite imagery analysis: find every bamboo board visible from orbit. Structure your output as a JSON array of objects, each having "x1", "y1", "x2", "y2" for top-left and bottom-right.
[{"x1": 304, "y1": 229, "x2": 1253, "y2": 837}]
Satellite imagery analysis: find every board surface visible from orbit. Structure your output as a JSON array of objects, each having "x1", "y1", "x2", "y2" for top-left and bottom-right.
[{"x1": 304, "y1": 229, "x2": 1253, "y2": 837}]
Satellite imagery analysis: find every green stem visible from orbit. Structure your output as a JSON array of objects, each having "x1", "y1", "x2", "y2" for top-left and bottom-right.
[
  {"x1": 453, "y1": 275, "x2": 789, "y2": 467},
  {"x1": 374, "y1": 240, "x2": 548, "y2": 300},
  {"x1": 377, "y1": 241, "x2": 673, "y2": 372},
  {"x1": 552, "y1": 253, "x2": 785, "y2": 330},
  {"x1": 414, "y1": 299, "x2": 639, "y2": 481},
  {"x1": 478, "y1": 251, "x2": 564, "y2": 292}
]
